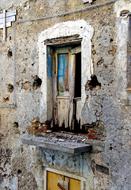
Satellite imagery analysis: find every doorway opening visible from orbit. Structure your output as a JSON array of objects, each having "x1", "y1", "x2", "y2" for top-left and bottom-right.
[{"x1": 47, "y1": 42, "x2": 83, "y2": 133}]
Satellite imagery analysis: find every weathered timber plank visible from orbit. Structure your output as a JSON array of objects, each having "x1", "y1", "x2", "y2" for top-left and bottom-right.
[{"x1": 44, "y1": 35, "x2": 81, "y2": 45}]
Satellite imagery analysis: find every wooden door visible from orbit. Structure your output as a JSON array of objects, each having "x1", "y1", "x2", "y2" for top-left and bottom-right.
[
  {"x1": 47, "y1": 171, "x2": 81, "y2": 190},
  {"x1": 51, "y1": 45, "x2": 81, "y2": 130},
  {"x1": 53, "y1": 47, "x2": 71, "y2": 129}
]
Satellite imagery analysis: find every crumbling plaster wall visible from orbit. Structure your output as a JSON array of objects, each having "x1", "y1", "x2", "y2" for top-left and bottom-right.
[{"x1": 0, "y1": 0, "x2": 131, "y2": 190}]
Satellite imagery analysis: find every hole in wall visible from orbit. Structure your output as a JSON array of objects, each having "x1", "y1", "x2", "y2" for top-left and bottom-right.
[
  {"x1": 17, "y1": 169, "x2": 22, "y2": 175},
  {"x1": 85, "y1": 75, "x2": 101, "y2": 90},
  {"x1": 110, "y1": 38, "x2": 113, "y2": 43},
  {"x1": 33, "y1": 75, "x2": 42, "y2": 90},
  {"x1": 7, "y1": 84, "x2": 14, "y2": 93},
  {"x1": 13, "y1": 122, "x2": 19, "y2": 128},
  {"x1": 3, "y1": 96, "x2": 9, "y2": 102},
  {"x1": 7, "y1": 49, "x2": 13, "y2": 57},
  {"x1": 3, "y1": 174, "x2": 7, "y2": 177},
  {"x1": 109, "y1": 144, "x2": 113, "y2": 150},
  {"x1": 92, "y1": 49, "x2": 96, "y2": 55}
]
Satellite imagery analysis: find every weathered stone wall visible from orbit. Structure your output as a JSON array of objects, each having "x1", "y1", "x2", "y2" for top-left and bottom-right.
[{"x1": 0, "y1": 0, "x2": 131, "y2": 190}]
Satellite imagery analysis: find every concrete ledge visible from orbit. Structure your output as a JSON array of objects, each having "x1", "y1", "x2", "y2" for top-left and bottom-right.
[{"x1": 21, "y1": 134, "x2": 92, "y2": 154}]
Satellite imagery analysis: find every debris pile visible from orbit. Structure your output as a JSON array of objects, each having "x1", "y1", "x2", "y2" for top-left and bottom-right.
[
  {"x1": 27, "y1": 119, "x2": 105, "y2": 141},
  {"x1": 27, "y1": 118, "x2": 51, "y2": 136}
]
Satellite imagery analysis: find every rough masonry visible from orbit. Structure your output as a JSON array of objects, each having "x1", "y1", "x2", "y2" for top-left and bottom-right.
[{"x1": 0, "y1": 0, "x2": 131, "y2": 190}]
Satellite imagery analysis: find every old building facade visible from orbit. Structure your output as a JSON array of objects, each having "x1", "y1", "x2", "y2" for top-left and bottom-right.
[{"x1": 0, "y1": 0, "x2": 131, "y2": 190}]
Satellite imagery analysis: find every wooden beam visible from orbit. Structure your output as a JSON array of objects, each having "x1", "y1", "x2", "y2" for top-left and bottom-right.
[{"x1": 44, "y1": 35, "x2": 81, "y2": 46}]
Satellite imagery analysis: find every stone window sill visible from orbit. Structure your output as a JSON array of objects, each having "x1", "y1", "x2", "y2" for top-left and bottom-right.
[{"x1": 21, "y1": 132, "x2": 92, "y2": 154}]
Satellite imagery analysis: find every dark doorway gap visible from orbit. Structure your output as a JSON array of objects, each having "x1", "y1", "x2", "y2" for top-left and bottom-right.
[{"x1": 74, "y1": 52, "x2": 81, "y2": 98}]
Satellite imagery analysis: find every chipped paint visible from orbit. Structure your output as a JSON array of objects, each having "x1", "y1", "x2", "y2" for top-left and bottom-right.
[{"x1": 57, "y1": 97, "x2": 70, "y2": 128}]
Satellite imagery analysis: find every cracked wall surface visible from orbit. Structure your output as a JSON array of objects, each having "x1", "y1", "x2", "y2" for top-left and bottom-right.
[{"x1": 0, "y1": 0, "x2": 131, "y2": 190}]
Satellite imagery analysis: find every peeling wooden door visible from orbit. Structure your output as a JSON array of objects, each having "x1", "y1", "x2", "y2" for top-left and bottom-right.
[
  {"x1": 47, "y1": 171, "x2": 81, "y2": 190},
  {"x1": 50, "y1": 45, "x2": 81, "y2": 130}
]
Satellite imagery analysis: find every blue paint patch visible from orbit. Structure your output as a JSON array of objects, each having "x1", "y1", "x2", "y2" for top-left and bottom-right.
[
  {"x1": 58, "y1": 54, "x2": 67, "y2": 78},
  {"x1": 57, "y1": 54, "x2": 68, "y2": 93},
  {"x1": 47, "y1": 54, "x2": 52, "y2": 78}
]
